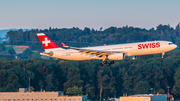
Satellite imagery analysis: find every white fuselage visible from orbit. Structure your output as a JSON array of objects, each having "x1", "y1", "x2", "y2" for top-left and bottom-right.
[{"x1": 46, "y1": 41, "x2": 177, "y2": 60}]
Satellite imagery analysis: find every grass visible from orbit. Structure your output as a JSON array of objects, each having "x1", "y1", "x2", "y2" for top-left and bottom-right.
[{"x1": 5, "y1": 45, "x2": 29, "y2": 54}]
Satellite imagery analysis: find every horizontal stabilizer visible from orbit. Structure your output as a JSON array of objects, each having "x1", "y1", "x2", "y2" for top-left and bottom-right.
[{"x1": 33, "y1": 51, "x2": 53, "y2": 56}]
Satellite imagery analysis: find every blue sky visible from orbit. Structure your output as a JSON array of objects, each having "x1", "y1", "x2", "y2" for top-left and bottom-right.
[{"x1": 0, "y1": 0, "x2": 180, "y2": 30}]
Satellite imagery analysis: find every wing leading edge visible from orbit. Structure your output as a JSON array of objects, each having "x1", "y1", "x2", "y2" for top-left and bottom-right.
[{"x1": 61, "y1": 43, "x2": 127, "y2": 60}]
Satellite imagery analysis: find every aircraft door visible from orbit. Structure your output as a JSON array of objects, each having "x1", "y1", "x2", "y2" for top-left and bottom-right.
[
  {"x1": 159, "y1": 42, "x2": 165, "y2": 52},
  {"x1": 134, "y1": 44, "x2": 138, "y2": 50}
]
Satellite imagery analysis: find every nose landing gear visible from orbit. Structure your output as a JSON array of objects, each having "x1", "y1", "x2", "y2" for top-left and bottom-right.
[{"x1": 162, "y1": 52, "x2": 165, "y2": 58}]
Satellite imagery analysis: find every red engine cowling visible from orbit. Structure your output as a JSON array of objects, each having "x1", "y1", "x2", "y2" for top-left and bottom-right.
[{"x1": 108, "y1": 53, "x2": 124, "y2": 60}]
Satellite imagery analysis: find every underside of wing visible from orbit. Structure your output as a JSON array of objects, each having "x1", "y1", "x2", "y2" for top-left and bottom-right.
[{"x1": 61, "y1": 43, "x2": 127, "y2": 60}]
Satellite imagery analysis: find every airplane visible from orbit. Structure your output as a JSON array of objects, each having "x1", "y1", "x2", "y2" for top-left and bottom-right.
[{"x1": 37, "y1": 33, "x2": 177, "y2": 66}]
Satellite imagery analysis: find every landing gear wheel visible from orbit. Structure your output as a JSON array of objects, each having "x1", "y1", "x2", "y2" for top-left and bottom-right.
[
  {"x1": 110, "y1": 61, "x2": 114, "y2": 64},
  {"x1": 103, "y1": 61, "x2": 107, "y2": 64},
  {"x1": 107, "y1": 63, "x2": 111, "y2": 66},
  {"x1": 99, "y1": 63, "x2": 103, "y2": 66}
]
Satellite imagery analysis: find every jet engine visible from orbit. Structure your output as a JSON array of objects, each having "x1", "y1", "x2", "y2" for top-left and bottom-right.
[{"x1": 108, "y1": 53, "x2": 124, "y2": 60}]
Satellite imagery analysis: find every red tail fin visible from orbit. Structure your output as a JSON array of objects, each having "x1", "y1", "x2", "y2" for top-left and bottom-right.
[{"x1": 37, "y1": 33, "x2": 60, "y2": 50}]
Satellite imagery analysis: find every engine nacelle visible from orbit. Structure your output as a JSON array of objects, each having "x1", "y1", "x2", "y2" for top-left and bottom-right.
[{"x1": 108, "y1": 53, "x2": 124, "y2": 60}]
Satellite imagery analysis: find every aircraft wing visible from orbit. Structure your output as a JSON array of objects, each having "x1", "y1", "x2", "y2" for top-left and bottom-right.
[{"x1": 61, "y1": 43, "x2": 127, "y2": 59}]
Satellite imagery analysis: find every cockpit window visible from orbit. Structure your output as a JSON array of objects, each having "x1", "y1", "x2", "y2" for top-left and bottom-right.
[{"x1": 168, "y1": 43, "x2": 173, "y2": 45}]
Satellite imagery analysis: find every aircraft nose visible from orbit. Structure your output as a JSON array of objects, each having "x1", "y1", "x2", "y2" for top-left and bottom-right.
[{"x1": 174, "y1": 44, "x2": 177, "y2": 49}]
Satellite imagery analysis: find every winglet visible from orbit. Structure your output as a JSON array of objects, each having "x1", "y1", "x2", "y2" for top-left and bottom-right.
[{"x1": 61, "y1": 43, "x2": 68, "y2": 47}]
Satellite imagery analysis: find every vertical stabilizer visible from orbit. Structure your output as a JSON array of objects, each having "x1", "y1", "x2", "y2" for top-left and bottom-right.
[{"x1": 37, "y1": 33, "x2": 64, "y2": 51}]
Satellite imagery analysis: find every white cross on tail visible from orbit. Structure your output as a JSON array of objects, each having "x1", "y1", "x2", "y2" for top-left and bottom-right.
[{"x1": 42, "y1": 38, "x2": 50, "y2": 47}]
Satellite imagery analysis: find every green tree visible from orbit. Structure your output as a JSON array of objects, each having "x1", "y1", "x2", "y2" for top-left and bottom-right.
[
  {"x1": 45, "y1": 71, "x2": 59, "y2": 91},
  {"x1": 21, "y1": 48, "x2": 33, "y2": 58},
  {"x1": 64, "y1": 66, "x2": 83, "y2": 90},
  {"x1": 32, "y1": 52, "x2": 40, "y2": 58},
  {"x1": 172, "y1": 68, "x2": 180, "y2": 96},
  {"x1": 66, "y1": 86, "x2": 83, "y2": 96},
  {"x1": 0, "y1": 44, "x2": 5, "y2": 53},
  {"x1": 133, "y1": 80, "x2": 150, "y2": 94},
  {"x1": 7, "y1": 48, "x2": 16, "y2": 55},
  {"x1": 120, "y1": 67, "x2": 133, "y2": 94},
  {"x1": 97, "y1": 69, "x2": 111, "y2": 99},
  {"x1": 158, "y1": 89, "x2": 165, "y2": 94}
]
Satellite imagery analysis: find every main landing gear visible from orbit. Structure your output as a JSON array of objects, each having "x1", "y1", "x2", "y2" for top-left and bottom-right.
[{"x1": 99, "y1": 60, "x2": 114, "y2": 66}]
